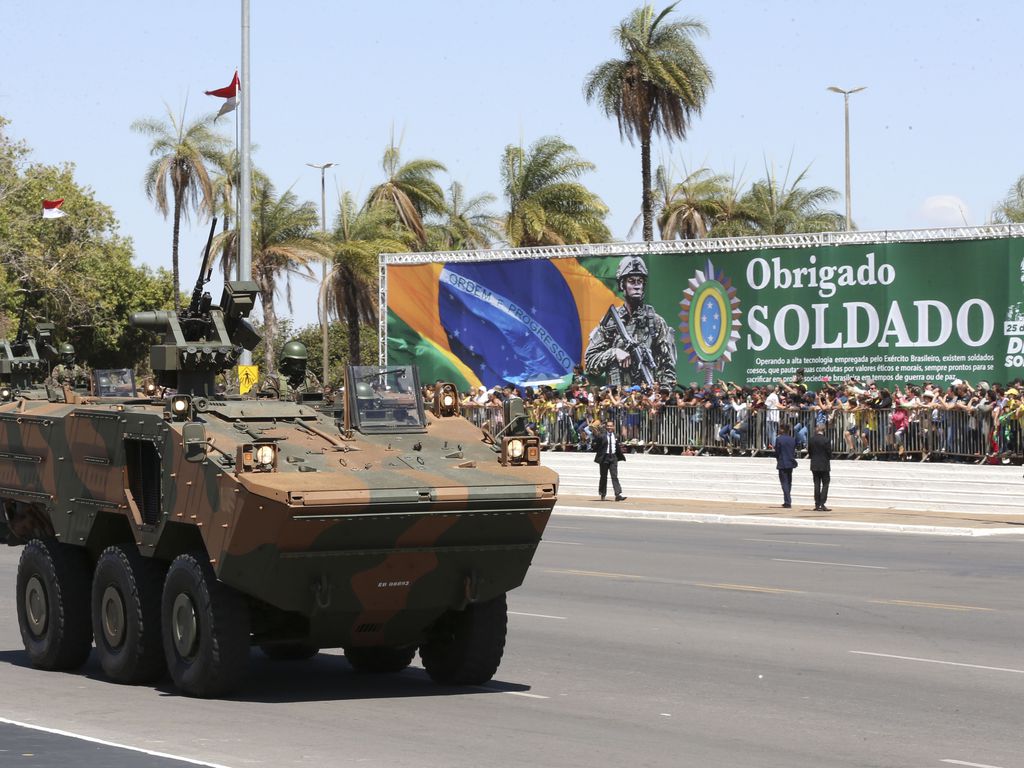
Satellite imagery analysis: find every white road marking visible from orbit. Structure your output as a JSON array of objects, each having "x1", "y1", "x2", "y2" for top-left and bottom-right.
[
  {"x1": 744, "y1": 537, "x2": 840, "y2": 547},
  {"x1": 547, "y1": 525, "x2": 584, "y2": 530},
  {"x1": 0, "y1": 717, "x2": 234, "y2": 768},
  {"x1": 500, "y1": 691, "x2": 549, "y2": 699},
  {"x1": 772, "y1": 558, "x2": 887, "y2": 570},
  {"x1": 541, "y1": 539, "x2": 585, "y2": 546},
  {"x1": 509, "y1": 611, "x2": 567, "y2": 620},
  {"x1": 868, "y1": 599, "x2": 993, "y2": 612},
  {"x1": 941, "y1": 760, "x2": 1007, "y2": 768},
  {"x1": 851, "y1": 651, "x2": 1024, "y2": 675}
]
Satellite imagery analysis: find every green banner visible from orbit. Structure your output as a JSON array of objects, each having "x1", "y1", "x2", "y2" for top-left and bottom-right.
[
  {"x1": 643, "y1": 238, "x2": 1023, "y2": 387},
  {"x1": 386, "y1": 237, "x2": 1024, "y2": 389}
]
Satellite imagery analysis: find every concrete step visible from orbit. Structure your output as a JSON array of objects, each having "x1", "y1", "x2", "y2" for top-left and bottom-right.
[{"x1": 542, "y1": 453, "x2": 1024, "y2": 517}]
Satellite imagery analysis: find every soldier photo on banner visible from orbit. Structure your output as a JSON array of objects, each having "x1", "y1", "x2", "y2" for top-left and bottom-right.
[{"x1": 583, "y1": 255, "x2": 677, "y2": 388}]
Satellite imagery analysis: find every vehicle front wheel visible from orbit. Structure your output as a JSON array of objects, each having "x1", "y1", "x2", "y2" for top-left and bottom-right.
[
  {"x1": 161, "y1": 553, "x2": 250, "y2": 698},
  {"x1": 91, "y1": 545, "x2": 166, "y2": 684},
  {"x1": 344, "y1": 645, "x2": 416, "y2": 673},
  {"x1": 16, "y1": 538, "x2": 93, "y2": 670},
  {"x1": 419, "y1": 593, "x2": 507, "y2": 685}
]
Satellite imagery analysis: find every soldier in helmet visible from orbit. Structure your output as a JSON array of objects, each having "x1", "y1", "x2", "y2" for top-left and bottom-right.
[
  {"x1": 584, "y1": 255, "x2": 677, "y2": 388},
  {"x1": 259, "y1": 340, "x2": 321, "y2": 399},
  {"x1": 48, "y1": 342, "x2": 90, "y2": 390}
]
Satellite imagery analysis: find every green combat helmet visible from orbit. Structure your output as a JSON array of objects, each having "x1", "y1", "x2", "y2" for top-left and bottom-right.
[
  {"x1": 279, "y1": 340, "x2": 308, "y2": 382},
  {"x1": 58, "y1": 343, "x2": 75, "y2": 364}
]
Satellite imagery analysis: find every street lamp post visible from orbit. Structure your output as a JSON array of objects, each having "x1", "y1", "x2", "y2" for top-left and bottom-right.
[
  {"x1": 306, "y1": 162, "x2": 336, "y2": 387},
  {"x1": 827, "y1": 85, "x2": 866, "y2": 231}
]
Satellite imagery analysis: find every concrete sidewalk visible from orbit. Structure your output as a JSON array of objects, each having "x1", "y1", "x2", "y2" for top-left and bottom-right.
[{"x1": 554, "y1": 494, "x2": 1024, "y2": 536}]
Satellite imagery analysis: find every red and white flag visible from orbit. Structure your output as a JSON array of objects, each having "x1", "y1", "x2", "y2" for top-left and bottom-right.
[
  {"x1": 42, "y1": 198, "x2": 66, "y2": 219},
  {"x1": 205, "y1": 71, "x2": 239, "y2": 119}
]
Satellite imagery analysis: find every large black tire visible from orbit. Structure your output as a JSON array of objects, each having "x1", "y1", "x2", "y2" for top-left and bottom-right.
[
  {"x1": 161, "y1": 553, "x2": 250, "y2": 698},
  {"x1": 91, "y1": 545, "x2": 166, "y2": 684},
  {"x1": 16, "y1": 538, "x2": 93, "y2": 670},
  {"x1": 344, "y1": 645, "x2": 417, "y2": 673},
  {"x1": 420, "y1": 593, "x2": 508, "y2": 685},
  {"x1": 259, "y1": 643, "x2": 320, "y2": 661}
]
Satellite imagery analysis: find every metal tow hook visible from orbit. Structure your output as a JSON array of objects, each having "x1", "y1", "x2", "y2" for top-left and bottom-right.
[{"x1": 312, "y1": 573, "x2": 333, "y2": 610}]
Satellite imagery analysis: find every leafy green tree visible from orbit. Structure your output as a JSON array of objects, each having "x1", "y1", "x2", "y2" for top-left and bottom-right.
[
  {"x1": 365, "y1": 134, "x2": 446, "y2": 247},
  {"x1": 0, "y1": 116, "x2": 175, "y2": 367},
  {"x1": 132, "y1": 105, "x2": 228, "y2": 303},
  {"x1": 729, "y1": 162, "x2": 843, "y2": 236},
  {"x1": 501, "y1": 136, "x2": 610, "y2": 247},
  {"x1": 329, "y1": 190, "x2": 411, "y2": 364},
  {"x1": 991, "y1": 175, "x2": 1024, "y2": 223},
  {"x1": 208, "y1": 149, "x2": 270, "y2": 279},
  {"x1": 584, "y1": 2, "x2": 713, "y2": 241},
  {"x1": 292, "y1": 320, "x2": 379, "y2": 388},
  {"x1": 215, "y1": 179, "x2": 330, "y2": 374},
  {"x1": 426, "y1": 182, "x2": 501, "y2": 251}
]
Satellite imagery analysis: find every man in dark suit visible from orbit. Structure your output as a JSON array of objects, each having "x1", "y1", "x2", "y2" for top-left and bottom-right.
[
  {"x1": 774, "y1": 422, "x2": 798, "y2": 508},
  {"x1": 807, "y1": 423, "x2": 832, "y2": 511},
  {"x1": 593, "y1": 420, "x2": 626, "y2": 501}
]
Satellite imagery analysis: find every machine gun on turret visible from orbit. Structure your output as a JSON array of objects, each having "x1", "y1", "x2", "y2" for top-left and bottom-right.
[{"x1": 130, "y1": 219, "x2": 262, "y2": 396}]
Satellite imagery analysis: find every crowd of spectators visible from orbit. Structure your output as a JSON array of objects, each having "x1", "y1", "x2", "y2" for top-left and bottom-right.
[{"x1": 432, "y1": 366, "x2": 1024, "y2": 464}]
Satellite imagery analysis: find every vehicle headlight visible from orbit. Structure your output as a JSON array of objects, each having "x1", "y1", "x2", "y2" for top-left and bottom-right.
[
  {"x1": 255, "y1": 444, "x2": 276, "y2": 467},
  {"x1": 507, "y1": 438, "x2": 525, "y2": 459},
  {"x1": 442, "y1": 393, "x2": 454, "y2": 407}
]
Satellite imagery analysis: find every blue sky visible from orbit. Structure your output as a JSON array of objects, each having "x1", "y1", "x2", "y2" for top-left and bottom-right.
[{"x1": 3, "y1": 1, "x2": 1022, "y2": 330}]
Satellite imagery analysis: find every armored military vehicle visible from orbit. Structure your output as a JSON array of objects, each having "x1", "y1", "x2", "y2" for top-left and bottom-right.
[
  {"x1": 0, "y1": 318, "x2": 58, "y2": 402},
  {"x1": 1, "y1": 245, "x2": 557, "y2": 697}
]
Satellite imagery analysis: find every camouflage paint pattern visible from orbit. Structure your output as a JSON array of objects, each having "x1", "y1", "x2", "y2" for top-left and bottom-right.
[{"x1": 0, "y1": 391, "x2": 557, "y2": 650}]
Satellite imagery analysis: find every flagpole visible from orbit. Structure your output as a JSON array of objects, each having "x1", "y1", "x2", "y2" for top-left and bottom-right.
[{"x1": 238, "y1": 0, "x2": 253, "y2": 366}]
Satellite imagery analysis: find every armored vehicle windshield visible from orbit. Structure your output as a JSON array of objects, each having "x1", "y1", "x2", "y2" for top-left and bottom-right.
[
  {"x1": 93, "y1": 368, "x2": 136, "y2": 397},
  {"x1": 348, "y1": 365, "x2": 426, "y2": 433}
]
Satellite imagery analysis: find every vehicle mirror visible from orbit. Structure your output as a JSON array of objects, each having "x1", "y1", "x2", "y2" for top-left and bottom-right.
[{"x1": 182, "y1": 422, "x2": 208, "y2": 463}]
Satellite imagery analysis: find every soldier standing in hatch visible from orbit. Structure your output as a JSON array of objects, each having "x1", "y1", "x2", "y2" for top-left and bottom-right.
[
  {"x1": 584, "y1": 255, "x2": 677, "y2": 389},
  {"x1": 259, "y1": 340, "x2": 321, "y2": 399},
  {"x1": 48, "y1": 343, "x2": 89, "y2": 389}
]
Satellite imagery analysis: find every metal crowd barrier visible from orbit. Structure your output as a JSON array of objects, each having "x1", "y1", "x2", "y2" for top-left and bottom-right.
[{"x1": 461, "y1": 404, "x2": 1023, "y2": 462}]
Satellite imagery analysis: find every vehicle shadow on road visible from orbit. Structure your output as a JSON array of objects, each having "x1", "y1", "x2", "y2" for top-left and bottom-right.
[{"x1": 0, "y1": 648, "x2": 535, "y2": 703}]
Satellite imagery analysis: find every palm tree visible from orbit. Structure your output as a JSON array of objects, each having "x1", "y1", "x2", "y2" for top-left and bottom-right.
[
  {"x1": 329, "y1": 191, "x2": 412, "y2": 363},
  {"x1": 364, "y1": 135, "x2": 446, "y2": 247},
  {"x1": 501, "y1": 136, "x2": 610, "y2": 247},
  {"x1": 737, "y1": 161, "x2": 843, "y2": 235},
  {"x1": 653, "y1": 163, "x2": 729, "y2": 239},
  {"x1": 992, "y1": 175, "x2": 1024, "y2": 223},
  {"x1": 584, "y1": 2, "x2": 713, "y2": 242},
  {"x1": 132, "y1": 104, "x2": 228, "y2": 303},
  {"x1": 208, "y1": 150, "x2": 271, "y2": 280},
  {"x1": 215, "y1": 179, "x2": 330, "y2": 373},
  {"x1": 426, "y1": 182, "x2": 502, "y2": 251}
]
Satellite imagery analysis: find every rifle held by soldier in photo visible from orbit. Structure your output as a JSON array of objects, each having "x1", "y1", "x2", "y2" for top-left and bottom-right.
[{"x1": 604, "y1": 305, "x2": 656, "y2": 387}]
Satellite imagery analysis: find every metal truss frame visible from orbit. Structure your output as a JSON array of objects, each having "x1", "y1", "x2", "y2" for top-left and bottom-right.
[{"x1": 378, "y1": 223, "x2": 1024, "y2": 364}]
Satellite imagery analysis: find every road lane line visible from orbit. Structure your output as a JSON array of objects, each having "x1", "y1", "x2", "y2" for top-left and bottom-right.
[
  {"x1": 540, "y1": 539, "x2": 585, "y2": 546},
  {"x1": 509, "y1": 611, "x2": 567, "y2": 620},
  {"x1": 0, "y1": 717, "x2": 234, "y2": 768},
  {"x1": 545, "y1": 568, "x2": 648, "y2": 580},
  {"x1": 850, "y1": 651, "x2": 1024, "y2": 675},
  {"x1": 693, "y1": 582, "x2": 805, "y2": 594},
  {"x1": 772, "y1": 558, "x2": 887, "y2": 569},
  {"x1": 868, "y1": 599, "x2": 993, "y2": 612},
  {"x1": 942, "y1": 760, "x2": 1007, "y2": 768},
  {"x1": 744, "y1": 538, "x2": 840, "y2": 547},
  {"x1": 500, "y1": 691, "x2": 549, "y2": 699}
]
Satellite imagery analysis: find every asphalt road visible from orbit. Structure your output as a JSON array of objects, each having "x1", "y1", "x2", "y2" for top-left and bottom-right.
[{"x1": 0, "y1": 518, "x2": 1022, "y2": 768}]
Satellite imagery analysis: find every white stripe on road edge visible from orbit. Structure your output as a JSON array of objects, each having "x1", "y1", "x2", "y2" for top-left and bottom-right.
[
  {"x1": 868, "y1": 599, "x2": 993, "y2": 612},
  {"x1": 0, "y1": 717, "x2": 233, "y2": 768},
  {"x1": 500, "y1": 691, "x2": 549, "y2": 699},
  {"x1": 850, "y1": 651, "x2": 1024, "y2": 675},
  {"x1": 541, "y1": 539, "x2": 585, "y2": 546},
  {"x1": 553, "y1": 506, "x2": 1024, "y2": 537},
  {"x1": 509, "y1": 611, "x2": 567, "y2": 620},
  {"x1": 772, "y1": 558, "x2": 887, "y2": 569},
  {"x1": 941, "y1": 760, "x2": 1007, "y2": 768}
]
